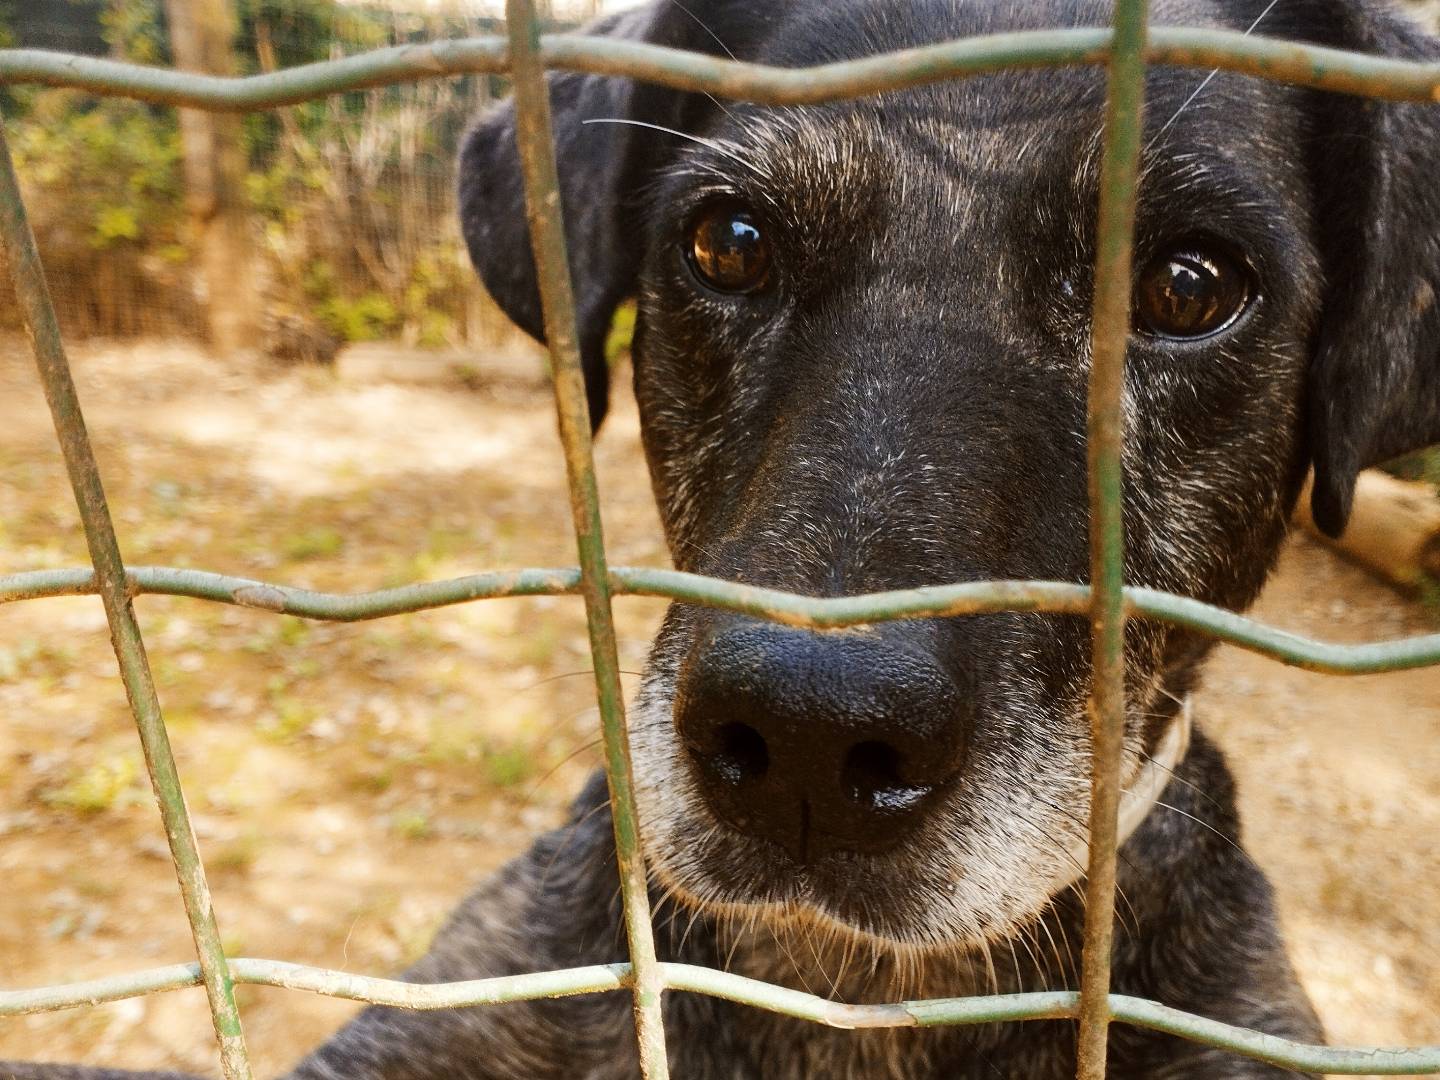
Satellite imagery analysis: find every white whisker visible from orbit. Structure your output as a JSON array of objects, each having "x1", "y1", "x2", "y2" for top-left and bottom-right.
[
  {"x1": 663, "y1": 0, "x2": 737, "y2": 60},
  {"x1": 1145, "y1": 0, "x2": 1284, "y2": 153},
  {"x1": 581, "y1": 117, "x2": 758, "y2": 172}
]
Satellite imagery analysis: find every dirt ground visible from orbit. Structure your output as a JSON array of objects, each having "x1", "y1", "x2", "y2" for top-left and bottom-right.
[{"x1": 0, "y1": 340, "x2": 1436, "y2": 1079}]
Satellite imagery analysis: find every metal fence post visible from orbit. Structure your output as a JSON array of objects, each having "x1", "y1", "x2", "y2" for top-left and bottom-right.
[{"x1": 0, "y1": 116, "x2": 253, "y2": 1080}]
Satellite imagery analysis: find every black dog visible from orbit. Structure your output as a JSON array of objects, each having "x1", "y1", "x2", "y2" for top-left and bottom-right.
[{"x1": 6, "y1": 0, "x2": 1439, "y2": 1076}]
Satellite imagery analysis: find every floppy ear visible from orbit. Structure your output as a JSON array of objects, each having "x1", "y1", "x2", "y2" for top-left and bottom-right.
[
  {"x1": 458, "y1": 2, "x2": 759, "y2": 429},
  {"x1": 1303, "y1": 4, "x2": 1440, "y2": 536}
]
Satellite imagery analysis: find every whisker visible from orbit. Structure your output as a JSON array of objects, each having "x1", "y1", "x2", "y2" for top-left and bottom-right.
[
  {"x1": 1024, "y1": 808, "x2": 1140, "y2": 938},
  {"x1": 1136, "y1": 743, "x2": 1228, "y2": 817},
  {"x1": 768, "y1": 916, "x2": 817, "y2": 996},
  {"x1": 536, "y1": 797, "x2": 611, "y2": 892},
  {"x1": 664, "y1": 0, "x2": 737, "y2": 60},
  {"x1": 836, "y1": 930, "x2": 858, "y2": 999},
  {"x1": 1144, "y1": 0, "x2": 1284, "y2": 153},
  {"x1": 651, "y1": 0, "x2": 758, "y2": 144},
  {"x1": 981, "y1": 937, "x2": 999, "y2": 997},
  {"x1": 1152, "y1": 799, "x2": 1247, "y2": 855},
  {"x1": 520, "y1": 668, "x2": 644, "y2": 690},
  {"x1": 582, "y1": 117, "x2": 759, "y2": 173},
  {"x1": 803, "y1": 922, "x2": 841, "y2": 999},
  {"x1": 519, "y1": 736, "x2": 603, "y2": 805},
  {"x1": 1034, "y1": 907, "x2": 1072, "y2": 986},
  {"x1": 1005, "y1": 935, "x2": 1025, "y2": 993}
]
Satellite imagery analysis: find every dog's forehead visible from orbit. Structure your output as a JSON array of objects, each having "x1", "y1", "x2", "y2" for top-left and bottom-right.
[
  {"x1": 688, "y1": 0, "x2": 1306, "y2": 212},
  {"x1": 690, "y1": 66, "x2": 1299, "y2": 233}
]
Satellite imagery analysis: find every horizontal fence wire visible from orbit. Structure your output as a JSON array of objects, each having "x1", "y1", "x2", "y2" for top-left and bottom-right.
[
  {"x1": 4, "y1": 566, "x2": 1440, "y2": 674},
  {"x1": 2, "y1": 960, "x2": 1439, "y2": 1076},
  {"x1": 2, "y1": 27, "x2": 1440, "y2": 108},
  {"x1": 2, "y1": 10, "x2": 1440, "y2": 1080}
]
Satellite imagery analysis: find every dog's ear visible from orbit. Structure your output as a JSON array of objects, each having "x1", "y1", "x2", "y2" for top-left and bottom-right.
[
  {"x1": 458, "y1": 2, "x2": 761, "y2": 429},
  {"x1": 1302, "y1": 4, "x2": 1440, "y2": 536}
]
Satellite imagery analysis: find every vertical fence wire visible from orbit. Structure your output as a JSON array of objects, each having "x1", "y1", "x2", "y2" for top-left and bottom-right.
[
  {"x1": 0, "y1": 117, "x2": 255, "y2": 1080},
  {"x1": 1075, "y1": 1, "x2": 1152, "y2": 1077},
  {"x1": 502, "y1": 3, "x2": 671, "y2": 1076}
]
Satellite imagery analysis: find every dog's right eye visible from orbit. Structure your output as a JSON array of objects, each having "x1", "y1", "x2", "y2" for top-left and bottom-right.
[
  {"x1": 1134, "y1": 243, "x2": 1252, "y2": 340},
  {"x1": 687, "y1": 205, "x2": 771, "y2": 294}
]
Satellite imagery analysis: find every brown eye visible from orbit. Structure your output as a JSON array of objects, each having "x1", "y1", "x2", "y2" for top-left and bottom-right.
[
  {"x1": 1135, "y1": 245, "x2": 1252, "y2": 339},
  {"x1": 687, "y1": 204, "x2": 771, "y2": 293}
]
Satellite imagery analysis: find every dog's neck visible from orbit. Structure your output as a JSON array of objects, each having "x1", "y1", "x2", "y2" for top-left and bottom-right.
[
  {"x1": 1121, "y1": 696, "x2": 1194, "y2": 840},
  {"x1": 1057, "y1": 696, "x2": 1194, "y2": 881}
]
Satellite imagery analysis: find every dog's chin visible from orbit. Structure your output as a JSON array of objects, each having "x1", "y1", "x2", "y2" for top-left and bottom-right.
[
  {"x1": 654, "y1": 875, "x2": 964, "y2": 957},
  {"x1": 642, "y1": 812, "x2": 1074, "y2": 955}
]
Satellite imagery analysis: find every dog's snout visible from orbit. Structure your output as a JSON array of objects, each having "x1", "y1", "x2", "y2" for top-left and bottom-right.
[{"x1": 674, "y1": 622, "x2": 968, "y2": 863}]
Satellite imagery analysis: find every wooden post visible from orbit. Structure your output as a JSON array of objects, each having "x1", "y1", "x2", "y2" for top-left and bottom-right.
[
  {"x1": 163, "y1": 0, "x2": 258, "y2": 357},
  {"x1": 1296, "y1": 471, "x2": 1440, "y2": 591}
]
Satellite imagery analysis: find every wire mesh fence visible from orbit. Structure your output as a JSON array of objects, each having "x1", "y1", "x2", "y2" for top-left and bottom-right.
[{"x1": 2, "y1": 1, "x2": 1440, "y2": 1078}]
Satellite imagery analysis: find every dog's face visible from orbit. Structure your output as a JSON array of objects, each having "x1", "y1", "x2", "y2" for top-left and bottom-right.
[{"x1": 461, "y1": 0, "x2": 1440, "y2": 949}]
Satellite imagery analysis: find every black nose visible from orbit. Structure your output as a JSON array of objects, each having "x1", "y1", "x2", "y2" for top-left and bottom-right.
[{"x1": 673, "y1": 621, "x2": 968, "y2": 863}]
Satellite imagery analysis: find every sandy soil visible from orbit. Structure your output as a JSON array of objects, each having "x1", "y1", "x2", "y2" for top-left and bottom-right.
[{"x1": 0, "y1": 340, "x2": 1436, "y2": 1078}]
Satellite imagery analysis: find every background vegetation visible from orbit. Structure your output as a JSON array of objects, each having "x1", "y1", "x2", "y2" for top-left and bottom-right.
[{"x1": 0, "y1": 0, "x2": 527, "y2": 351}]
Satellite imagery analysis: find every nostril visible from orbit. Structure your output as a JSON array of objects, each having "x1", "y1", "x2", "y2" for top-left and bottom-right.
[
  {"x1": 708, "y1": 722, "x2": 769, "y2": 786},
  {"x1": 841, "y1": 740, "x2": 930, "y2": 812}
]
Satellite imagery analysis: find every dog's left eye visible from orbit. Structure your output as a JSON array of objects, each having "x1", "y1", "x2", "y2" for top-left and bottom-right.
[
  {"x1": 1134, "y1": 244, "x2": 1252, "y2": 340},
  {"x1": 687, "y1": 204, "x2": 771, "y2": 294}
]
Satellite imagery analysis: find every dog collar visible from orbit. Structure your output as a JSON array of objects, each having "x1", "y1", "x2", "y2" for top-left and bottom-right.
[
  {"x1": 1116, "y1": 695, "x2": 1193, "y2": 847},
  {"x1": 1060, "y1": 696, "x2": 1194, "y2": 879}
]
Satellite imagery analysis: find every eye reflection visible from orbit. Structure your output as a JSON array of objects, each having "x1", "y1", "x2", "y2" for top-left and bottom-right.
[
  {"x1": 688, "y1": 204, "x2": 771, "y2": 294},
  {"x1": 1134, "y1": 244, "x2": 1252, "y2": 339}
]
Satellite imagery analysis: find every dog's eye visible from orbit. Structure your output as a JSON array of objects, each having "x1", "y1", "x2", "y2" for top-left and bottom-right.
[
  {"x1": 1134, "y1": 245, "x2": 1251, "y2": 340},
  {"x1": 687, "y1": 205, "x2": 771, "y2": 294}
]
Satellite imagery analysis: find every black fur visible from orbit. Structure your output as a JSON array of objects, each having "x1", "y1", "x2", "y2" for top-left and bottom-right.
[
  {"x1": 7, "y1": 0, "x2": 1438, "y2": 1076},
  {"x1": 1301, "y1": 5, "x2": 1440, "y2": 533}
]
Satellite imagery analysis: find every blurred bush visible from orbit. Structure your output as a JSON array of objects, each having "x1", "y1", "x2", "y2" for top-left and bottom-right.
[
  {"x1": 6, "y1": 88, "x2": 197, "y2": 337},
  {"x1": 1385, "y1": 448, "x2": 1440, "y2": 491},
  {"x1": 0, "y1": 0, "x2": 523, "y2": 350}
]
